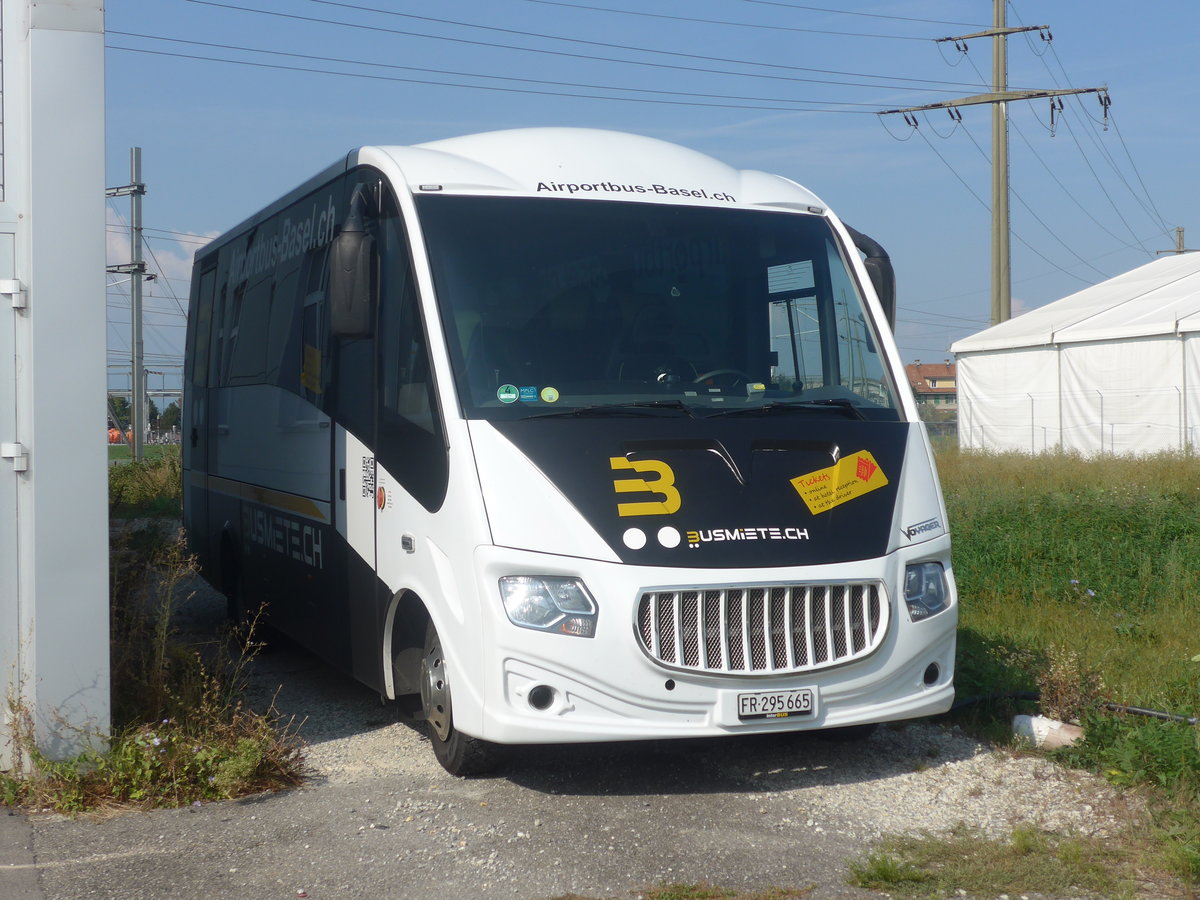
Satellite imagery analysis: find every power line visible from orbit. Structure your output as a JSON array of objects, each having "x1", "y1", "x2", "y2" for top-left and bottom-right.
[
  {"x1": 952, "y1": 48, "x2": 1144, "y2": 255},
  {"x1": 1009, "y1": 2, "x2": 1172, "y2": 240},
  {"x1": 182, "y1": 0, "x2": 1010, "y2": 95},
  {"x1": 449, "y1": 0, "x2": 942, "y2": 42},
  {"x1": 736, "y1": 0, "x2": 986, "y2": 28},
  {"x1": 910, "y1": 125, "x2": 1091, "y2": 287},
  {"x1": 107, "y1": 224, "x2": 213, "y2": 246},
  {"x1": 107, "y1": 44, "x2": 881, "y2": 113},
  {"x1": 954, "y1": 115, "x2": 1111, "y2": 281},
  {"x1": 107, "y1": 32, "x2": 898, "y2": 109}
]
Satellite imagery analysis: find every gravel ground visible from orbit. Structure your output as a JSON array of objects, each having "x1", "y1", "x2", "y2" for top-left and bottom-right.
[{"x1": 10, "y1": 565, "x2": 1148, "y2": 900}]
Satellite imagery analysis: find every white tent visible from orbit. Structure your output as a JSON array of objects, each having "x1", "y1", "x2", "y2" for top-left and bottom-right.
[{"x1": 950, "y1": 253, "x2": 1200, "y2": 455}]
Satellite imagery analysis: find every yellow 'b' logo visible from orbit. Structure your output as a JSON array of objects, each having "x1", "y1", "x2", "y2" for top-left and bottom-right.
[{"x1": 609, "y1": 457, "x2": 681, "y2": 517}]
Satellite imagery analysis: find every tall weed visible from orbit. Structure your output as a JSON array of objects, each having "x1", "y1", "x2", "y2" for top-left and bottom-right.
[
  {"x1": 108, "y1": 452, "x2": 183, "y2": 518},
  {"x1": 1, "y1": 523, "x2": 305, "y2": 812}
]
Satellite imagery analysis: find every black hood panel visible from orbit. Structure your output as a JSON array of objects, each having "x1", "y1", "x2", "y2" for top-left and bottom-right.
[{"x1": 490, "y1": 417, "x2": 910, "y2": 568}]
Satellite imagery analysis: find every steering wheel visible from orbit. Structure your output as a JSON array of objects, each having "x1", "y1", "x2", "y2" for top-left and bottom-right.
[{"x1": 693, "y1": 368, "x2": 751, "y2": 388}]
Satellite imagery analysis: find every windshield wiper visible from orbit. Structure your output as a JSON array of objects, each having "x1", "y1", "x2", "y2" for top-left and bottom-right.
[
  {"x1": 703, "y1": 398, "x2": 866, "y2": 421},
  {"x1": 524, "y1": 399, "x2": 698, "y2": 419}
]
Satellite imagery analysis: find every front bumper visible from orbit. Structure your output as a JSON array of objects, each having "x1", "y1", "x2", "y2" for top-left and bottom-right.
[{"x1": 446, "y1": 540, "x2": 957, "y2": 745}]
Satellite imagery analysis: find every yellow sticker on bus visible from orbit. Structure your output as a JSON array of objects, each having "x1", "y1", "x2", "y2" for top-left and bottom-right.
[{"x1": 790, "y1": 450, "x2": 888, "y2": 515}]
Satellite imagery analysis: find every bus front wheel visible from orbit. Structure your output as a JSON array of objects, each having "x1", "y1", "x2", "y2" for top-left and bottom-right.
[{"x1": 420, "y1": 621, "x2": 500, "y2": 777}]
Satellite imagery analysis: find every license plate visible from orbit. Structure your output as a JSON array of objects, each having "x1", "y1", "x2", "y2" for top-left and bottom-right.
[{"x1": 737, "y1": 687, "x2": 815, "y2": 720}]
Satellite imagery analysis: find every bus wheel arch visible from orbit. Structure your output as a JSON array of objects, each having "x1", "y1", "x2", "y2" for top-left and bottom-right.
[
  {"x1": 419, "y1": 618, "x2": 501, "y2": 777},
  {"x1": 385, "y1": 589, "x2": 430, "y2": 699}
]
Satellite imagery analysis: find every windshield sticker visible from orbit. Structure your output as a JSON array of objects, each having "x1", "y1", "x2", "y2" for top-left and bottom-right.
[
  {"x1": 767, "y1": 260, "x2": 815, "y2": 293},
  {"x1": 519, "y1": 385, "x2": 538, "y2": 401},
  {"x1": 497, "y1": 384, "x2": 519, "y2": 403},
  {"x1": 790, "y1": 450, "x2": 889, "y2": 515},
  {"x1": 540, "y1": 386, "x2": 560, "y2": 403}
]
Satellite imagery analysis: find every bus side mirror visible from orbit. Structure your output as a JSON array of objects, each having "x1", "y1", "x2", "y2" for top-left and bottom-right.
[
  {"x1": 330, "y1": 220, "x2": 376, "y2": 337},
  {"x1": 845, "y1": 225, "x2": 896, "y2": 330}
]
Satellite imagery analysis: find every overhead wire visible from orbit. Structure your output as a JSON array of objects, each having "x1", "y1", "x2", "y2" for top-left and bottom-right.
[
  {"x1": 183, "y1": 0, "x2": 1010, "y2": 95},
  {"x1": 910, "y1": 125, "x2": 1092, "y2": 286},
  {"x1": 736, "y1": 1, "x2": 986, "y2": 28},
  {"x1": 1009, "y1": 2, "x2": 1172, "y2": 241},
  {"x1": 952, "y1": 43, "x2": 1131, "y2": 273},
  {"x1": 1008, "y1": 111, "x2": 1147, "y2": 253},
  {"x1": 921, "y1": 35, "x2": 1151, "y2": 284},
  {"x1": 105, "y1": 201, "x2": 188, "y2": 372},
  {"x1": 111, "y1": 43, "x2": 901, "y2": 113},
  {"x1": 955, "y1": 117, "x2": 1111, "y2": 281},
  {"x1": 339, "y1": 0, "x2": 937, "y2": 42},
  {"x1": 107, "y1": 32, "x2": 896, "y2": 110}
]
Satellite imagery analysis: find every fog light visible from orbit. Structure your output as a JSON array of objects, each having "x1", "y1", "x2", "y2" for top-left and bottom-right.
[
  {"x1": 923, "y1": 662, "x2": 940, "y2": 686},
  {"x1": 528, "y1": 685, "x2": 555, "y2": 711}
]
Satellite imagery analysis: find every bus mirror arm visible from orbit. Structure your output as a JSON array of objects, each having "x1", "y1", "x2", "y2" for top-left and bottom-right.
[
  {"x1": 844, "y1": 225, "x2": 896, "y2": 330},
  {"x1": 330, "y1": 226, "x2": 376, "y2": 337}
]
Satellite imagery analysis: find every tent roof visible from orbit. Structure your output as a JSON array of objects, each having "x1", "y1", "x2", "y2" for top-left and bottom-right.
[{"x1": 951, "y1": 253, "x2": 1200, "y2": 354}]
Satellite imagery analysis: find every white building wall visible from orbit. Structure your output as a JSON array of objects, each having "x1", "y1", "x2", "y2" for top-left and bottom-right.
[
  {"x1": 1059, "y1": 337, "x2": 1184, "y2": 456},
  {"x1": 1, "y1": 0, "x2": 109, "y2": 767},
  {"x1": 958, "y1": 335, "x2": 1198, "y2": 457},
  {"x1": 957, "y1": 347, "x2": 1060, "y2": 454}
]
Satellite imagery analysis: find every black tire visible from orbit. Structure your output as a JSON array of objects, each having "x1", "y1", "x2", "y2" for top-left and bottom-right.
[
  {"x1": 220, "y1": 538, "x2": 270, "y2": 645},
  {"x1": 219, "y1": 538, "x2": 244, "y2": 624},
  {"x1": 420, "y1": 621, "x2": 501, "y2": 776}
]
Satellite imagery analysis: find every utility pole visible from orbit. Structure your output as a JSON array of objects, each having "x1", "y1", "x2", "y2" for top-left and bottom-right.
[
  {"x1": 990, "y1": 1, "x2": 1011, "y2": 327},
  {"x1": 1155, "y1": 227, "x2": 1195, "y2": 255},
  {"x1": 878, "y1": 0, "x2": 1108, "y2": 326},
  {"x1": 106, "y1": 148, "x2": 150, "y2": 460}
]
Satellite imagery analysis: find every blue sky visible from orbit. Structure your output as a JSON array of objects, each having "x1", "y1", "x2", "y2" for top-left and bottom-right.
[{"x1": 103, "y1": 0, "x2": 1199, "y2": 390}]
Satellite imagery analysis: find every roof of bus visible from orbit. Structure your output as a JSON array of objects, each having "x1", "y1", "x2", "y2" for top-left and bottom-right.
[
  {"x1": 198, "y1": 129, "x2": 830, "y2": 263},
  {"x1": 362, "y1": 127, "x2": 828, "y2": 211}
]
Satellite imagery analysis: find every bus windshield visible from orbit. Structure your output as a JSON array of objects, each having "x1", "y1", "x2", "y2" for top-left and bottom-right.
[{"x1": 416, "y1": 195, "x2": 899, "y2": 420}]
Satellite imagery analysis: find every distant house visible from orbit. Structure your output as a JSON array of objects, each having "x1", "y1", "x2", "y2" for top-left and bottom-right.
[{"x1": 905, "y1": 359, "x2": 957, "y2": 410}]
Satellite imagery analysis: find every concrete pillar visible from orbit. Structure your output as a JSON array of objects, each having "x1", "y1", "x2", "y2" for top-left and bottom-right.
[{"x1": 0, "y1": 0, "x2": 109, "y2": 767}]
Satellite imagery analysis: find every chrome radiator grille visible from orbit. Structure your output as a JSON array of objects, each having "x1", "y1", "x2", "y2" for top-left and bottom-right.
[{"x1": 635, "y1": 583, "x2": 888, "y2": 675}]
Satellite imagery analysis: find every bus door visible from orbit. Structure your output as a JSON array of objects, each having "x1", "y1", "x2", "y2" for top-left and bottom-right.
[{"x1": 330, "y1": 174, "x2": 389, "y2": 690}]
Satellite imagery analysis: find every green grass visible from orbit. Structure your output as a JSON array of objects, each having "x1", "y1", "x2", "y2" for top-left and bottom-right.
[
  {"x1": 941, "y1": 448, "x2": 1200, "y2": 718},
  {"x1": 108, "y1": 443, "x2": 177, "y2": 462},
  {"x1": 545, "y1": 886, "x2": 811, "y2": 900},
  {"x1": 853, "y1": 447, "x2": 1200, "y2": 894},
  {"x1": 848, "y1": 825, "x2": 1135, "y2": 898}
]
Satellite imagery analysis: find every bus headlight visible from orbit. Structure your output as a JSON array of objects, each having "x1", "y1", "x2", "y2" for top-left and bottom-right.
[
  {"x1": 499, "y1": 576, "x2": 598, "y2": 638},
  {"x1": 904, "y1": 562, "x2": 949, "y2": 621}
]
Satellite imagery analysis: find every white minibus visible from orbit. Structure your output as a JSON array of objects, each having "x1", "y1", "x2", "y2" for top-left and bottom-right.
[{"x1": 183, "y1": 128, "x2": 956, "y2": 774}]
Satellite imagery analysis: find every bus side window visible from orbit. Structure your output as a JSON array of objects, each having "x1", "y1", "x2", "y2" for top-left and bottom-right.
[
  {"x1": 333, "y1": 176, "x2": 379, "y2": 442},
  {"x1": 189, "y1": 266, "x2": 216, "y2": 389},
  {"x1": 299, "y1": 241, "x2": 332, "y2": 408},
  {"x1": 377, "y1": 192, "x2": 449, "y2": 511}
]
